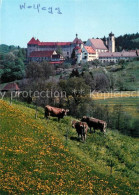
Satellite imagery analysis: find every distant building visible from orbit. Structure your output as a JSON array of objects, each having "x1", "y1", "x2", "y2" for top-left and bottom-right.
[
  {"x1": 27, "y1": 32, "x2": 138, "y2": 65},
  {"x1": 98, "y1": 50, "x2": 137, "y2": 64},
  {"x1": 85, "y1": 38, "x2": 108, "y2": 53},
  {"x1": 81, "y1": 46, "x2": 96, "y2": 63},
  {"x1": 28, "y1": 50, "x2": 64, "y2": 64},
  {"x1": 27, "y1": 34, "x2": 83, "y2": 60},
  {"x1": 1, "y1": 82, "x2": 20, "y2": 92}
]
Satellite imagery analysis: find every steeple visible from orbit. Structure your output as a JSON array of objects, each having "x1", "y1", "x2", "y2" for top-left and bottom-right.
[{"x1": 108, "y1": 32, "x2": 115, "y2": 52}]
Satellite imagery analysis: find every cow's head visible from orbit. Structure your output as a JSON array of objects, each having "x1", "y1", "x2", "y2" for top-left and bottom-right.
[
  {"x1": 61, "y1": 109, "x2": 69, "y2": 116},
  {"x1": 64, "y1": 109, "x2": 69, "y2": 116}
]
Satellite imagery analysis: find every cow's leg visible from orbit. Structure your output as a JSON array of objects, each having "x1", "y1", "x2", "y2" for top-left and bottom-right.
[
  {"x1": 90, "y1": 127, "x2": 92, "y2": 133},
  {"x1": 81, "y1": 134, "x2": 83, "y2": 141},
  {"x1": 84, "y1": 134, "x2": 86, "y2": 141},
  {"x1": 44, "y1": 110, "x2": 48, "y2": 119},
  {"x1": 58, "y1": 117, "x2": 60, "y2": 122},
  {"x1": 78, "y1": 133, "x2": 80, "y2": 139}
]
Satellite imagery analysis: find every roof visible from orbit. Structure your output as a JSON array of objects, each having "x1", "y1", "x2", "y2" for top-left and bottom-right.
[
  {"x1": 84, "y1": 46, "x2": 96, "y2": 54},
  {"x1": 88, "y1": 39, "x2": 108, "y2": 50},
  {"x1": 49, "y1": 61, "x2": 64, "y2": 64},
  {"x1": 38, "y1": 42, "x2": 72, "y2": 46},
  {"x1": 2, "y1": 83, "x2": 20, "y2": 91},
  {"x1": 73, "y1": 38, "x2": 83, "y2": 44},
  {"x1": 28, "y1": 37, "x2": 40, "y2": 45},
  {"x1": 29, "y1": 51, "x2": 55, "y2": 58},
  {"x1": 28, "y1": 38, "x2": 72, "y2": 46},
  {"x1": 98, "y1": 51, "x2": 137, "y2": 58}
]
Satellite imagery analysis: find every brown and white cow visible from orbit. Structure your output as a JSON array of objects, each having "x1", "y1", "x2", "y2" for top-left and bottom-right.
[
  {"x1": 45, "y1": 105, "x2": 69, "y2": 121},
  {"x1": 72, "y1": 121, "x2": 88, "y2": 141},
  {"x1": 81, "y1": 116, "x2": 107, "y2": 133}
]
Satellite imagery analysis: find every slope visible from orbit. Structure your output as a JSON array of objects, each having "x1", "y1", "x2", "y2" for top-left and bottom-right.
[{"x1": 0, "y1": 100, "x2": 138, "y2": 194}]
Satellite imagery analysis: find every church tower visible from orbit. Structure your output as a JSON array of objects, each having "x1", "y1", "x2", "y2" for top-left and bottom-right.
[{"x1": 108, "y1": 32, "x2": 115, "y2": 52}]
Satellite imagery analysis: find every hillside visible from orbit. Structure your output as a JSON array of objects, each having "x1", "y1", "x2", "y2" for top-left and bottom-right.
[
  {"x1": 0, "y1": 44, "x2": 18, "y2": 54},
  {"x1": 0, "y1": 100, "x2": 138, "y2": 194},
  {"x1": 105, "y1": 61, "x2": 139, "y2": 91},
  {"x1": 115, "y1": 33, "x2": 139, "y2": 51}
]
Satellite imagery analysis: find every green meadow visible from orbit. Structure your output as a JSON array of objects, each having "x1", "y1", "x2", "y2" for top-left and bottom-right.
[{"x1": 0, "y1": 99, "x2": 139, "y2": 194}]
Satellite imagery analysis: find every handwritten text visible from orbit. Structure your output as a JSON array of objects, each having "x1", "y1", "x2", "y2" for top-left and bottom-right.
[{"x1": 20, "y1": 3, "x2": 62, "y2": 14}]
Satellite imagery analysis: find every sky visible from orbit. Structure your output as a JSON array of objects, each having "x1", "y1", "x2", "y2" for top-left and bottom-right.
[{"x1": 0, "y1": 0, "x2": 139, "y2": 47}]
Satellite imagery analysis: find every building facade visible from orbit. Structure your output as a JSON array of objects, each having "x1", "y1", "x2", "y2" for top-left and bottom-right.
[
  {"x1": 27, "y1": 34, "x2": 83, "y2": 59},
  {"x1": 81, "y1": 46, "x2": 96, "y2": 63},
  {"x1": 98, "y1": 50, "x2": 138, "y2": 64},
  {"x1": 27, "y1": 32, "x2": 138, "y2": 65}
]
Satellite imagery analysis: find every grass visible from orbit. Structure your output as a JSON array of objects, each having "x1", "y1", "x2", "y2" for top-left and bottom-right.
[
  {"x1": 92, "y1": 91, "x2": 139, "y2": 100},
  {"x1": 112, "y1": 61, "x2": 139, "y2": 91},
  {"x1": 0, "y1": 99, "x2": 139, "y2": 194},
  {"x1": 94, "y1": 97, "x2": 139, "y2": 119}
]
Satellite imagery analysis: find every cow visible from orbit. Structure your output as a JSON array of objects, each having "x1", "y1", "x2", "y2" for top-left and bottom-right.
[
  {"x1": 73, "y1": 121, "x2": 88, "y2": 141},
  {"x1": 71, "y1": 120, "x2": 79, "y2": 128},
  {"x1": 81, "y1": 116, "x2": 107, "y2": 133},
  {"x1": 45, "y1": 105, "x2": 69, "y2": 121}
]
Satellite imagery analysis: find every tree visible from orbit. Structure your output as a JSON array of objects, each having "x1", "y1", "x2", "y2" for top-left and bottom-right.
[
  {"x1": 82, "y1": 72, "x2": 95, "y2": 90},
  {"x1": 26, "y1": 61, "x2": 55, "y2": 80},
  {"x1": 94, "y1": 72, "x2": 110, "y2": 91},
  {"x1": 92, "y1": 59, "x2": 100, "y2": 68},
  {"x1": 0, "y1": 48, "x2": 26, "y2": 83},
  {"x1": 71, "y1": 49, "x2": 75, "y2": 59},
  {"x1": 1, "y1": 56, "x2": 25, "y2": 83},
  {"x1": 59, "y1": 77, "x2": 91, "y2": 116},
  {"x1": 70, "y1": 69, "x2": 79, "y2": 77},
  {"x1": 56, "y1": 46, "x2": 63, "y2": 55}
]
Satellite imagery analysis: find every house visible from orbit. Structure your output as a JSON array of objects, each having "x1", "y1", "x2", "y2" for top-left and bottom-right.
[
  {"x1": 1, "y1": 82, "x2": 20, "y2": 92},
  {"x1": 81, "y1": 46, "x2": 96, "y2": 63},
  {"x1": 85, "y1": 39, "x2": 108, "y2": 53},
  {"x1": 28, "y1": 50, "x2": 64, "y2": 64}
]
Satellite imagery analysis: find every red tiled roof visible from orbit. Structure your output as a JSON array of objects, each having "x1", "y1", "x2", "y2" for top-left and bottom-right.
[
  {"x1": 28, "y1": 38, "x2": 72, "y2": 46},
  {"x1": 84, "y1": 46, "x2": 96, "y2": 54},
  {"x1": 28, "y1": 37, "x2": 39, "y2": 45},
  {"x1": 73, "y1": 38, "x2": 83, "y2": 44},
  {"x1": 3, "y1": 83, "x2": 20, "y2": 91},
  {"x1": 88, "y1": 39, "x2": 108, "y2": 50},
  {"x1": 49, "y1": 61, "x2": 64, "y2": 64},
  {"x1": 38, "y1": 42, "x2": 72, "y2": 46},
  {"x1": 29, "y1": 51, "x2": 55, "y2": 58},
  {"x1": 98, "y1": 51, "x2": 137, "y2": 58}
]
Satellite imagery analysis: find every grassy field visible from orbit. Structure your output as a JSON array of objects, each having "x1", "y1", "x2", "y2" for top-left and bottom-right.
[
  {"x1": 93, "y1": 97, "x2": 139, "y2": 119},
  {"x1": 92, "y1": 91, "x2": 139, "y2": 100},
  {"x1": 0, "y1": 99, "x2": 139, "y2": 194},
  {"x1": 108, "y1": 61, "x2": 139, "y2": 91}
]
